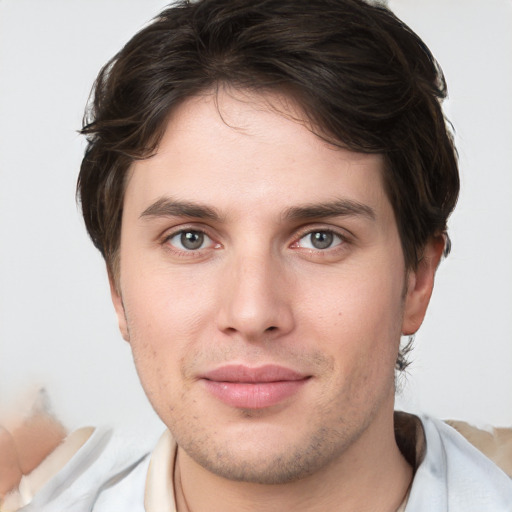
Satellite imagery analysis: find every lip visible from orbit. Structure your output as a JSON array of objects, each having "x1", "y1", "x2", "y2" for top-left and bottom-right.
[{"x1": 201, "y1": 364, "x2": 310, "y2": 409}]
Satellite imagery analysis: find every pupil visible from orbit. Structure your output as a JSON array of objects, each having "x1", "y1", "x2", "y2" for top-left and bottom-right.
[
  {"x1": 181, "y1": 231, "x2": 204, "y2": 250},
  {"x1": 311, "y1": 231, "x2": 333, "y2": 249}
]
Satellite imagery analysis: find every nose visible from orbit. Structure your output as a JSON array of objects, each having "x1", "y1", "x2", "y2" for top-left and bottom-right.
[{"x1": 216, "y1": 250, "x2": 295, "y2": 343}]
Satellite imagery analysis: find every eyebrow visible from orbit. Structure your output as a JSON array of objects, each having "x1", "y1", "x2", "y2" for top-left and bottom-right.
[
  {"x1": 282, "y1": 199, "x2": 376, "y2": 222},
  {"x1": 140, "y1": 197, "x2": 222, "y2": 221},
  {"x1": 139, "y1": 197, "x2": 375, "y2": 223}
]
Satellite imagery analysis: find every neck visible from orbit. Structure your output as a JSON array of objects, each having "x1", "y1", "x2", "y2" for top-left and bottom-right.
[{"x1": 174, "y1": 408, "x2": 412, "y2": 512}]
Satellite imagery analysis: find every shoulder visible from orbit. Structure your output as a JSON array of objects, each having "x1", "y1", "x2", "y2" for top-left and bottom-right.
[
  {"x1": 444, "y1": 418, "x2": 512, "y2": 477},
  {"x1": 406, "y1": 415, "x2": 512, "y2": 511}
]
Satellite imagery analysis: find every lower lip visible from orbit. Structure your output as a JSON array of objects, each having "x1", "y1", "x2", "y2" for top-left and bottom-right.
[{"x1": 203, "y1": 379, "x2": 308, "y2": 409}]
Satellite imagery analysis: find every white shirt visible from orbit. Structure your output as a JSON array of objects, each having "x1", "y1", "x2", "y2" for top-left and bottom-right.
[
  {"x1": 405, "y1": 416, "x2": 512, "y2": 511},
  {"x1": 16, "y1": 414, "x2": 512, "y2": 512}
]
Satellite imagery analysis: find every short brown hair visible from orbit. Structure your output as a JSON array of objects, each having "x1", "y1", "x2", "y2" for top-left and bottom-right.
[{"x1": 78, "y1": 0, "x2": 459, "y2": 367}]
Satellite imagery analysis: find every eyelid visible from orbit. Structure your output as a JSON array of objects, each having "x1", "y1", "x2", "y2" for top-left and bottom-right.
[
  {"x1": 298, "y1": 231, "x2": 343, "y2": 248},
  {"x1": 287, "y1": 225, "x2": 355, "y2": 262},
  {"x1": 291, "y1": 224, "x2": 351, "y2": 244},
  {"x1": 168, "y1": 230, "x2": 213, "y2": 250},
  {"x1": 161, "y1": 224, "x2": 222, "y2": 254},
  {"x1": 160, "y1": 222, "x2": 216, "y2": 240}
]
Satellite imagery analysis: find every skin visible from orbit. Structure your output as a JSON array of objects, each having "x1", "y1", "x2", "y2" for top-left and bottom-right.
[
  {"x1": 111, "y1": 89, "x2": 443, "y2": 512},
  {"x1": 0, "y1": 414, "x2": 66, "y2": 499},
  {"x1": 0, "y1": 427, "x2": 22, "y2": 498}
]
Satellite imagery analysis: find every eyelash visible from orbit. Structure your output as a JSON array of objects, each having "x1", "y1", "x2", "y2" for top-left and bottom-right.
[
  {"x1": 160, "y1": 226, "x2": 350, "y2": 258},
  {"x1": 289, "y1": 226, "x2": 352, "y2": 261},
  {"x1": 293, "y1": 229, "x2": 346, "y2": 251},
  {"x1": 161, "y1": 227, "x2": 220, "y2": 258}
]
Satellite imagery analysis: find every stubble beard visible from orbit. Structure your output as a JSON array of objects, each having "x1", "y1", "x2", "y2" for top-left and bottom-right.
[{"x1": 171, "y1": 401, "x2": 379, "y2": 486}]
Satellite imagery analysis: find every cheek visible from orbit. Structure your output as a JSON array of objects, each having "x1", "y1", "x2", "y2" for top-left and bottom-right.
[
  {"x1": 124, "y1": 267, "x2": 215, "y2": 339},
  {"x1": 302, "y1": 264, "x2": 404, "y2": 373},
  {"x1": 120, "y1": 274, "x2": 216, "y2": 397},
  {"x1": 318, "y1": 280, "x2": 401, "y2": 412},
  {"x1": 311, "y1": 265, "x2": 403, "y2": 327}
]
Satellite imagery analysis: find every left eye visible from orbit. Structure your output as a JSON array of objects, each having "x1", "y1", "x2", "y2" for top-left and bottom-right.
[
  {"x1": 167, "y1": 230, "x2": 213, "y2": 251},
  {"x1": 297, "y1": 230, "x2": 343, "y2": 250}
]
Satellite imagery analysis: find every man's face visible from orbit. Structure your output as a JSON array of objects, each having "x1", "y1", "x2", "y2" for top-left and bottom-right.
[{"x1": 112, "y1": 90, "x2": 435, "y2": 484}]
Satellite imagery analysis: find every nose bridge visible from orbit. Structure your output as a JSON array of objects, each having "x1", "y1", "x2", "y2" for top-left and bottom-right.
[{"x1": 217, "y1": 244, "x2": 294, "y2": 340}]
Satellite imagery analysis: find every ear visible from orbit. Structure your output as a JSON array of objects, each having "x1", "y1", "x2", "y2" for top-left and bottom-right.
[
  {"x1": 402, "y1": 236, "x2": 445, "y2": 336},
  {"x1": 108, "y1": 275, "x2": 130, "y2": 342}
]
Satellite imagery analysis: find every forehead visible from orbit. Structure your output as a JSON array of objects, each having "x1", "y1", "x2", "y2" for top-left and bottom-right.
[{"x1": 124, "y1": 89, "x2": 389, "y2": 219}]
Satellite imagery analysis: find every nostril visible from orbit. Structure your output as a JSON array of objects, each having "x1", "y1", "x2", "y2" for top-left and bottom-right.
[{"x1": 266, "y1": 326, "x2": 277, "y2": 332}]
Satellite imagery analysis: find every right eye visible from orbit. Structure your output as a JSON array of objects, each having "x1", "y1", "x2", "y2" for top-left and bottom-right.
[
  {"x1": 165, "y1": 230, "x2": 214, "y2": 251},
  {"x1": 294, "y1": 230, "x2": 345, "y2": 251}
]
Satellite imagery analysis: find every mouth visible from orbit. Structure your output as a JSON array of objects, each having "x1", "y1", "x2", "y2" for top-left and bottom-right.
[{"x1": 200, "y1": 364, "x2": 311, "y2": 409}]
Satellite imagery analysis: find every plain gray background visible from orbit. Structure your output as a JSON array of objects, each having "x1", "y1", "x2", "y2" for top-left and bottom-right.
[{"x1": 0, "y1": 0, "x2": 511, "y2": 436}]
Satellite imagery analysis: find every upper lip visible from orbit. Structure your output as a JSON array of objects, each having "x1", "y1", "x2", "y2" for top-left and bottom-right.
[{"x1": 201, "y1": 364, "x2": 308, "y2": 383}]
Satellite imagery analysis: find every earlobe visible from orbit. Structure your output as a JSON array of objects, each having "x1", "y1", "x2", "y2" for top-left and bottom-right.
[
  {"x1": 401, "y1": 236, "x2": 445, "y2": 335},
  {"x1": 108, "y1": 275, "x2": 130, "y2": 342}
]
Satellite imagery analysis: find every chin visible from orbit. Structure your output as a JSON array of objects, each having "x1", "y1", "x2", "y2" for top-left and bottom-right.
[{"x1": 176, "y1": 420, "x2": 355, "y2": 485}]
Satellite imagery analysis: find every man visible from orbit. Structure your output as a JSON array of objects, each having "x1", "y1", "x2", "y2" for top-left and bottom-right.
[{"x1": 5, "y1": 0, "x2": 511, "y2": 510}]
